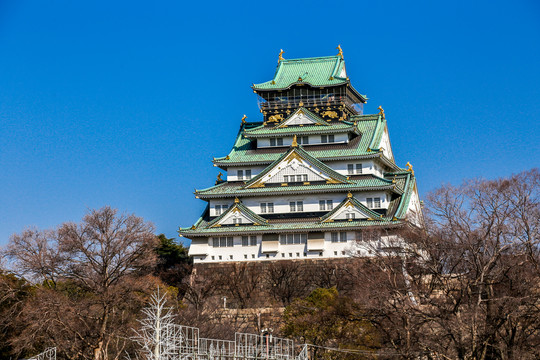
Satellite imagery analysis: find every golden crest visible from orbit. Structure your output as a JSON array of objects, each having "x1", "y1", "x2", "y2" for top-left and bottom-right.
[
  {"x1": 321, "y1": 111, "x2": 338, "y2": 119},
  {"x1": 268, "y1": 114, "x2": 284, "y2": 123}
]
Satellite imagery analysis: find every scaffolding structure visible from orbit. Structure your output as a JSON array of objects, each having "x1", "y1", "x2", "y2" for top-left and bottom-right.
[{"x1": 26, "y1": 348, "x2": 56, "y2": 360}]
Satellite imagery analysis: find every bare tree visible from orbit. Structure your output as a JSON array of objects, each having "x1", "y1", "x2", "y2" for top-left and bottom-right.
[
  {"x1": 355, "y1": 168, "x2": 540, "y2": 359},
  {"x1": 4, "y1": 206, "x2": 159, "y2": 360}
]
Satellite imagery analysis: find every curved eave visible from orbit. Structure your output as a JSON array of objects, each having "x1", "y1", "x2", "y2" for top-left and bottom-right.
[
  {"x1": 252, "y1": 79, "x2": 348, "y2": 91},
  {"x1": 196, "y1": 183, "x2": 400, "y2": 200},
  {"x1": 179, "y1": 220, "x2": 404, "y2": 237},
  {"x1": 214, "y1": 152, "x2": 401, "y2": 172},
  {"x1": 243, "y1": 126, "x2": 359, "y2": 139},
  {"x1": 252, "y1": 81, "x2": 367, "y2": 103}
]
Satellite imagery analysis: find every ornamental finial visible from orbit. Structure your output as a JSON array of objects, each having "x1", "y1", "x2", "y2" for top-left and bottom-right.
[
  {"x1": 241, "y1": 114, "x2": 247, "y2": 124},
  {"x1": 347, "y1": 191, "x2": 353, "y2": 198},
  {"x1": 292, "y1": 134, "x2": 298, "y2": 147},
  {"x1": 234, "y1": 197, "x2": 240, "y2": 203},
  {"x1": 337, "y1": 44, "x2": 343, "y2": 59},
  {"x1": 217, "y1": 172, "x2": 223, "y2": 182},
  {"x1": 406, "y1": 162, "x2": 414, "y2": 176},
  {"x1": 378, "y1": 106, "x2": 385, "y2": 119},
  {"x1": 278, "y1": 49, "x2": 284, "y2": 62}
]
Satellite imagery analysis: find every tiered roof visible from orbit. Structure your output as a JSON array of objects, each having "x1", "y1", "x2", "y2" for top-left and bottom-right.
[
  {"x1": 179, "y1": 51, "x2": 420, "y2": 240},
  {"x1": 253, "y1": 56, "x2": 349, "y2": 90},
  {"x1": 214, "y1": 114, "x2": 397, "y2": 168}
]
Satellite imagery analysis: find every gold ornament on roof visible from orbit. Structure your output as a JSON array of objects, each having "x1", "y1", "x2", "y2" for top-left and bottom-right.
[
  {"x1": 267, "y1": 114, "x2": 283, "y2": 123},
  {"x1": 234, "y1": 197, "x2": 240, "y2": 203},
  {"x1": 216, "y1": 172, "x2": 223, "y2": 184},
  {"x1": 337, "y1": 44, "x2": 343, "y2": 59},
  {"x1": 278, "y1": 49, "x2": 284, "y2": 62},
  {"x1": 241, "y1": 114, "x2": 247, "y2": 124},
  {"x1": 292, "y1": 134, "x2": 298, "y2": 147},
  {"x1": 406, "y1": 162, "x2": 414, "y2": 176},
  {"x1": 378, "y1": 106, "x2": 385, "y2": 119},
  {"x1": 347, "y1": 192, "x2": 353, "y2": 198}
]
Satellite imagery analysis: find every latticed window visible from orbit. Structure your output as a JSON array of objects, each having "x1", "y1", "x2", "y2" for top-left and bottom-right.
[
  {"x1": 279, "y1": 233, "x2": 307, "y2": 244},
  {"x1": 290, "y1": 201, "x2": 303, "y2": 212},
  {"x1": 213, "y1": 236, "x2": 233, "y2": 247},
  {"x1": 242, "y1": 236, "x2": 257, "y2": 246},
  {"x1": 331, "y1": 232, "x2": 348, "y2": 242},
  {"x1": 319, "y1": 200, "x2": 333, "y2": 210}
]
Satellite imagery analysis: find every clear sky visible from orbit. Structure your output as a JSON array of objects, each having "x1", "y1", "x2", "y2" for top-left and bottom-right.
[{"x1": 1, "y1": 0, "x2": 539, "y2": 246}]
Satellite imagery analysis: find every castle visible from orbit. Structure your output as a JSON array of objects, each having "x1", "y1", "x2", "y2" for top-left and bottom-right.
[{"x1": 179, "y1": 48, "x2": 422, "y2": 263}]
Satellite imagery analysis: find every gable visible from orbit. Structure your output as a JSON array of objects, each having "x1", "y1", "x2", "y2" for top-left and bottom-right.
[
  {"x1": 214, "y1": 208, "x2": 254, "y2": 226},
  {"x1": 379, "y1": 126, "x2": 394, "y2": 160},
  {"x1": 207, "y1": 201, "x2": 268, "y2": 228},
  {"x1": 325, "y1": 200, "x2": 372, "y2": 221},
  {"x1": 277, "y1": 108, "x2": 326, "y2": 127},
  {"x1": 246, "y1": 149, "x2": 347, "y2": 188}
]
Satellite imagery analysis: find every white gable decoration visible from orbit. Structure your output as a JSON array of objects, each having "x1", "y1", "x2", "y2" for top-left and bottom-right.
[
  {"x1": 213, "y1": 208, "x2": 254, "y2": 226},
  {"x1": 278, "y1": 109, "x2": 323, "y2": 127}
]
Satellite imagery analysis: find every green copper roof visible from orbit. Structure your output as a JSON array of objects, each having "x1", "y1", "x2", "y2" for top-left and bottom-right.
[
  {"x1": 320, "y1": 195, "x2": 383, "y2": 222},
  {"x1": 195, "y1": 176, "x2": 398, "y2": 199},
  {"x1": 179, "y1": 218, "x2": 400, "y2": 237},
  {"x1": 243, "y1": 145, "x2": 351, "y2": 187},
  {"x1": 214, "y1": 113, "x2": 400, "y2": 171},
  {"x1": 207, "y1": 201, "x2": 269, "y2": 227},
  {"x1": 244, "y1": 122, "x2": 358, "y2": 138},
  {"x1": 253, "y1": 56, "x2": 348, "y2": 90}
]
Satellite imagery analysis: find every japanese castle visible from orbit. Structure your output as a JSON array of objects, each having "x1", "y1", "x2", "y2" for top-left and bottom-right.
[{"x1": 179, "y1": 47, "x2": 422, "y2": 263}]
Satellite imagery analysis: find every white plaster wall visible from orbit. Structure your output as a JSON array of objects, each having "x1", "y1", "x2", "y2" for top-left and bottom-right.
[
  {"x1": 209, "y1": 191, "x2": 392, "y2": 217},
  {"x1": 257, "y1": 133, "x2": 349, "y2": 148},
  {"x1": 379, "y1": 130, "x2": 394, "y2": 160},
  {"x1": 190, "y1": 231, "x2": 364, "y2": 263},
  {"x1": 226, "y1": 166, "x2": 266, "y2": 181}
]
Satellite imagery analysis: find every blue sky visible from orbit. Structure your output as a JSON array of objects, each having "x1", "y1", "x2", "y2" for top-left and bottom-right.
[{"x1": 1, "y1": 0, "x2": 539, "y2": 246}]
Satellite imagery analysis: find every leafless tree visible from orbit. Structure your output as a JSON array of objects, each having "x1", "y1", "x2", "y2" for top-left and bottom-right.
[
  {"x1": 355, "y1": 168, "x2": 540, "y2": 359},
  {"x1": 4, "y1": 206, "x2": 160, "y2": 360},
  {"x1": 263, "y1": 261, "x2": 309, "y2": 306}
]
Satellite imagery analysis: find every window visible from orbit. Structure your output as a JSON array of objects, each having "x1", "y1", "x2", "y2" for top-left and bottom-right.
[
  {"x1": 215, "y1": 204, "x2": 228, "y2": 215},
  {"x1": 245, "y1": 169, "x2": 252, "y2": 180},
  {"x1": 367, "y1": 197, "x2": 381, "y2": 209},
  {"x1": 289, "y1": 201, "x2": 303, "y2": 212},
  {"x1": 260, "y1": 202, "x2": 274, "y2": 213},
  {"x1": 242, "y1": 236, "x2": 257, "y2": 246},
  {"x1": 229, "y1": 255, "x2": 233, "y2": 260},
  {"x1": 280, "y1": 234, "x2": 307, "y2": 245},
  {"x1": 348, "y1": 164, "x2": 363, "y2": 175},
  {"x1": 283, "y1": 175, "x2": 288, "y2": 183},
  {"x1": 298, "y1": 136, "x2": 309, "y2": 145},
  {"x1": 244, "y1": 254, "x2": 248, "y2": 259},
  {"x1": 319, "y1": 200, "x2": 334, "y2": 211},
  {"x1": 213, "y1": 236, "x2": 234, "y2": 247},
  {"x1": 270, "y1": 138, "x2": 284, "y2": 146},
  {"x1": 321, "y1": 135, "x2": 334, "y2": 143},
  {"x1": 238, "y1": 170, "x2": 243, "y2": 180},
  {"x1": 331, "y1": 232, "x2": 348, "y2": 243},
  {"x1": 232, "y1": 218, "x2": 242, "y2": 225},
  {"x1": 346, "y1": 212, "x2": 356, "y2": 220}
]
